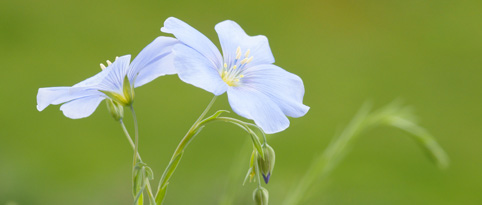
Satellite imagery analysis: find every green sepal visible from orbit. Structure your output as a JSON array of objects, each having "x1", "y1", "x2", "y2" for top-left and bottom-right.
[
  {"x1": 99, "y1": 76, "x2": 134, "y2": 106},
  {"x1": 243, "y1": 167, "x2": 253, "y2": 186},
  {"x1": 123, "y1": 75, "x2": 134, "y2": 105},
  {"x1": 106, "y1": 98, "x2": 124, "y2": 121},
  {"x1": 133, "y1": 162, "x2": 154, "y2": 204}
]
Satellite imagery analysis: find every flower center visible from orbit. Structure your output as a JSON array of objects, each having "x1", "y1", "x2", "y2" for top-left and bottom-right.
[{"x1": 220, "y1": 46, "x2": 253, "y2": 86}]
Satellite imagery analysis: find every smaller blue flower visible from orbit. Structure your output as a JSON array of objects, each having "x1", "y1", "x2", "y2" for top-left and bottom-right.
[
  {"x1": 162, "y1": 17, "x2": 309, "y2": 134},
  {"x1": 37, "y1": 37, "x2": 178, "y2": 119}
]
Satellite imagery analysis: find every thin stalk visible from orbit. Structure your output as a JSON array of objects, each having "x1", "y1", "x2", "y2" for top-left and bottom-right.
[
  {"x1": 255, "y1": 154, "x2": 262, "y2": 188},
  {"x1": 130, "y1": 105, "x2": 139, "y2": 167},
  {"x1": 155, "y1": 96, "x2": 217, "y2": 203},
  {"x1": 120, "y1": 119, "x2": 156, "y2": 204},
  {"x1": 120, "y1": 120, "x2": 142, "y2": 161}
]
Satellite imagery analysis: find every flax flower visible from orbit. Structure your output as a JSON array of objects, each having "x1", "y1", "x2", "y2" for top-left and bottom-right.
[
  {"x1": 37, "y1": 37, "x2": 178, "y2": 118},
  {"x1": 162, "y1": 17, "x2": 309, "y2": 133}
]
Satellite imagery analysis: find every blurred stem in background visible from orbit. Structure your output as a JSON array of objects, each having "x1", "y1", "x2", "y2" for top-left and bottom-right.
[
  {"x1": 284, "y1": 101, "x2": 449, "y2": 205},
  {"x1": 219, "y1": 139, "x2": 251, "y2": 205}
]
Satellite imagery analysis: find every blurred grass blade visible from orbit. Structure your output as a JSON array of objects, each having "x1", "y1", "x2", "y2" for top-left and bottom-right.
[
  {"x1": 387, "y1": 116, "x2": 450, "y2": 169},
  {"x1": 283, "y1": 103, "x2": 371, "y2": 205},
  {"x1": 284, "y1": 101, "x2": 449, "y2": 205}
]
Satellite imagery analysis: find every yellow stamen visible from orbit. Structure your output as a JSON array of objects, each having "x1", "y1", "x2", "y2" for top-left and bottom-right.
[
  {"x1": 233, "y1": 65, "x2": 237, "y2": 69},
  {"x1": 236, "y1": 48, "x2": 242, "y2": 59},
  {"x1": 106, "y1": 60, "x2": 112, "y2": 66},
  {"x1": 247, "y1": 56, "x2": 254, "y2": 64},
  {"x1": 245, "y1": 49, "x2": 250, "y2": 58},
  {"x1": 240, "y1": 58, "x2": 248, "y2": 65},
  {"x1": 224, "y1": 63, "x2": 227, "y2": 68},
  {"x1": 100, "y1": 63, "x2": 106, "y2": 70}
]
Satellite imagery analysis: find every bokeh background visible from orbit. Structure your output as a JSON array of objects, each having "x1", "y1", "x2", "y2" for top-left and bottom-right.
[{"x1": 1, "y1": 0, "x2": 481, "y2": 204}]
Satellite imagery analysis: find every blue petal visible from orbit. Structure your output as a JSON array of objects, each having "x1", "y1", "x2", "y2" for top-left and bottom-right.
[
  {"x1": 37, "y1": 87, "x2": 102, "y2": 111},
  {"x1": 60, "y1": 95, "x2": 105, "y2": 119},
  {"x1": 241, "y1": 64, "x2": 309, "y2": 118},
  {"x1": 129, "y1": 36, "x2": 179, "y2": 87},
  {"x1": 215, "y1": 20, "x2": 275, "y2": 67},
  {"x1": 162, "y1": 17, "x2": 223, "y2": 69},
  {"x1": 173, "y1": 44, "x2": 228, "y2": 95},
  {"x1": 227, "y1": 86, "x2": 289, "y2": 134},
  {"x1": 95, "y1": 55, "x2": 131, "y2": 93}
]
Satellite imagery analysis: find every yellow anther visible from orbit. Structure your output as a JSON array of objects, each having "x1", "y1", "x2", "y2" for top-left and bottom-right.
[
  {"x1": 245, "y1": 49, "x2": 250, "y2": 58},
  {"x1": 106, "y1": 60, "x2": 112, "y2": 66},
  {"x1": 239, "y1": 75, "x2": 244, "y2": 78},
  {"x1": 240, "y1": 58, "x2": 248, "y2": 65},
  {"x1": 235, "y1": 79, "x2": 240, "y2": 82},
  {"x1": 115, "y1": 56, "x2": 119, "y2": 60},
  {"x1": 224, "y1": 63, "x2": 228, "y2": 68},
  {"x1": 236, "y1": 46, "x2": 241, "y2": 54},
  {"x1": 233, "y1": 65, "x2": 237, "y2": 69},
  {"x1": 247, "y1": 56, "x2": 254, "y2": 64},
  {"x1": 100, "y1": 63, "x2": 106, "y2": 70},
  {"x1": 235, "y1": 46, "x2": 242, "y2": 59}
]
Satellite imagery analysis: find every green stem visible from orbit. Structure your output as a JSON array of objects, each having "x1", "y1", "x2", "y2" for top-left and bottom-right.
[
  {"x1": 255, "y1": 153, "x2": 262, "y2": 188},
  {"x1": 130, "y1": 105, "x2": 139, "y2": 167},
  {"x1": 155, "y1": 96, "x2": 217, "y2": 204},
  {"x1": 120, "y1": 119, "x2": 156, "y2": 204}
]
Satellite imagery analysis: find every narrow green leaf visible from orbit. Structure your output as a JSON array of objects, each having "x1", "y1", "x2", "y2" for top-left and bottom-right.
[
  {"x1": 155, "y1": 183, "x2": 169, "y2": 205},
  {"x1": 156, "y1": 152, "x2": 184, "y2": 205},
  {"x1": 163, "y1": 151, "x2": 183, "y2": 184}
]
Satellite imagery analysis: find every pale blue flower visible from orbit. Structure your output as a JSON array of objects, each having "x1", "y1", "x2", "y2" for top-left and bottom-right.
[
  {"x1": 162, "y1": 17, "x2": 309, "y2": 134},
  {"x1": 37, "y1": 37, "x2": 178, "y2": 119}
]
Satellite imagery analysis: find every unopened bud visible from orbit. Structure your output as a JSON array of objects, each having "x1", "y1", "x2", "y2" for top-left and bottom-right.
[
  {"x1": 106, "y1": 98, "x2": 124, "y2": 121},
  {"x1": 257, "y1": 144, "x2": 275, "y2": 184},
  {"x1": 253, "y1": 187, "x2": 269, "y2": 205}
]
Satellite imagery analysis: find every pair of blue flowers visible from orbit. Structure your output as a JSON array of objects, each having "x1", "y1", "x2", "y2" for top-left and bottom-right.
[{"x1": 37, "y1": 17, "x2": 309, "y2": 134}]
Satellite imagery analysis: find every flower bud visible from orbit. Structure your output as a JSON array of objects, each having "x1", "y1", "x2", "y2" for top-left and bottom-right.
[
  {"x1": 257, "y1": 144, "x2": 275, "y2": 184},
  {"x1": 253, "y1": 187, "x2": 269, "y2": 205},
  {"x1": 106, "y1": 98, "x2": 124, "y2": 121}
]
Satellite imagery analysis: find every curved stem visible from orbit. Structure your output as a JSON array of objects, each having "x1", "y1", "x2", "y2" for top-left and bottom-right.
[
  {"x1": 155, "y1": 96, "x2": 217, "y2": 203},
  {"x1": 120, "y1": 119, "x2": 155, "y2": 203}
]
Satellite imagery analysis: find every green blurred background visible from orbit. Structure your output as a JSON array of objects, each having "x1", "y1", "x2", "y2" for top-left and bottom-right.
[{"x1": 1, "y1": 0, "x2": 481, "y2": 204}]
